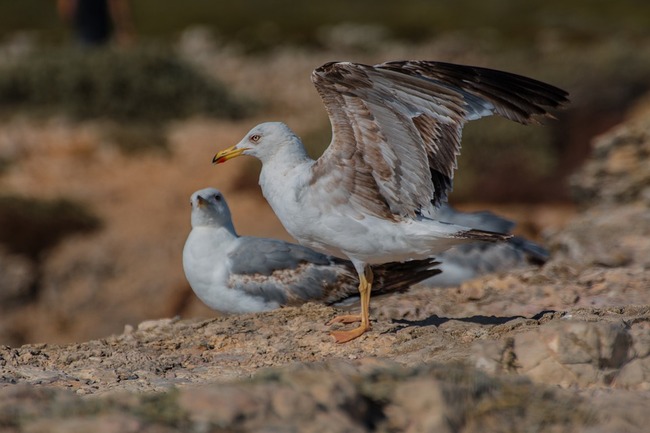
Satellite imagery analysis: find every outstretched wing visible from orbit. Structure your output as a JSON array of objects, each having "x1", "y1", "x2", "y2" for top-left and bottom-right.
[{"x1": 310, "y1": 61, "x2": 568, "y2": 219}]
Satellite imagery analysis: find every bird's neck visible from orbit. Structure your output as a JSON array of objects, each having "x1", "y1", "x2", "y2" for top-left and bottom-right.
[
  {"x1": 192, "y1": 219, "x2": 238, "y2": 240},
  {"x1": 258, "y1": 146, "x2": 314, "y2": 231},
  {"x1": 259, "y1": 138, "x2": 313, "y2": 184},
  {"x1": 268, "y1": 138, "x2": 312, "y2": 168}
]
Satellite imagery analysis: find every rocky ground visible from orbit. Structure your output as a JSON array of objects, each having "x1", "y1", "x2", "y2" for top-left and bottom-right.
[{"x1": 1, "y1": 54, "x2": 650, "y2": 431}]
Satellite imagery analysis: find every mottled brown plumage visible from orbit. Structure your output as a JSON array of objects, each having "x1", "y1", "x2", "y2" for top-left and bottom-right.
[{"x1": 311, "y1": 61, "x2": 568, "y2": 217}]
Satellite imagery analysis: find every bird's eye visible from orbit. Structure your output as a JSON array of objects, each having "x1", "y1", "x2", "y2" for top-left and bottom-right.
[
  {"x1": 249, "y1": 134, "x2": 261, "y2": 143},
  {"x1": 214, "y1": 194, "x2": 222, "y2": 202}
]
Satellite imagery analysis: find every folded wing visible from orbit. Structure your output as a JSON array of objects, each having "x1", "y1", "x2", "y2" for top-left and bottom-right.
[{"x1": 228, "y1": 237, "x2": 440, "y2": 306}]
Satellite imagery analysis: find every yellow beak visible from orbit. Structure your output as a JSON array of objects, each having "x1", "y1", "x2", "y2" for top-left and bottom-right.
[{"x1": 212, "y1": 145, "x2": 247, "y2": 164}]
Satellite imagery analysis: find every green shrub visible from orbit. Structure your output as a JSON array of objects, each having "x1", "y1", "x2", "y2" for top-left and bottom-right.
[
  {"x1": 0, "y1": 46, "x2": 251, "y2": 122},
  {"x1": 100, "y1": 121, "x2": 171, "y2": 155},
  {"x1": 0, "y1": 195, "x2": 101, "y2": 261}
]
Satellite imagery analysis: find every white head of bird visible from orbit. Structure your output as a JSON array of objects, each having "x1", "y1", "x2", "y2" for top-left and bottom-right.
[
  {"x1": 190, "y1": 187, "x2": 235, "y2": 231},
  {"x1": 213, "y1": 122, "x2": 307, "y2": 165}
]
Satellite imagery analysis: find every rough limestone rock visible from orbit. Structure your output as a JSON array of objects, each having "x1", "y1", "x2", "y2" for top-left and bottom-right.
[
  {"x1": 0, "y1": 362, "x2": 610, "y2": 433},
  {"x1": 472, "y1": 310, "x2": 650, "y2": 389},
  {"x1": 571, "y1": 103, "x2": 650, "y2": 206}
]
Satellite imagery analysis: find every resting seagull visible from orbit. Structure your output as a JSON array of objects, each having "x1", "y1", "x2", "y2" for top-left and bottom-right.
[
  {"x1": 428, "y1": 205, "x2": 549, "y2": 287},
  {"x1": 183, "y1": 187, "x2": 441, "y2": 313},
  {"x1": 213, "y1": 60, "x2": 568, "y2": 342}
]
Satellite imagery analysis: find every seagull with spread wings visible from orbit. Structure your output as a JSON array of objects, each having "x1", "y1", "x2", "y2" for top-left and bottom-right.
[
  {"x1": 183, "y1": 187, "x2": 441, "y2": 313},
  {"x1": 213, "y1": 60, "x2": 568, "y2": 342}
]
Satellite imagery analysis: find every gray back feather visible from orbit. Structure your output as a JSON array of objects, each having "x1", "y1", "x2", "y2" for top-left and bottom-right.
[
  {"x1": 229, "y1": 236, "x2": 332, "y2": 276},
  {"x1": 435, "y1": 204, "x2": 516, "y2": 233}
]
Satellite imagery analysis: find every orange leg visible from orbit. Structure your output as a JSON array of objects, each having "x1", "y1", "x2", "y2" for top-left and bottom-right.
[{"x1": 330, "y1": 266, "x2": 373, "y2": 343}]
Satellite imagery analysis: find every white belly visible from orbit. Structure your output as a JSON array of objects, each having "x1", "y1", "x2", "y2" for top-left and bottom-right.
[
  {"x1": 266, "y1": 187, "x2": 466, "y2": 264},
  {"x1": 260, "y1": 161, "x2": 470, "y2": 265}
]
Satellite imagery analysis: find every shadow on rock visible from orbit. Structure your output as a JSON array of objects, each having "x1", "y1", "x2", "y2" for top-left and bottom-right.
[{"x1": 394, "y1": 310, "x2": 557, "y2": 328}]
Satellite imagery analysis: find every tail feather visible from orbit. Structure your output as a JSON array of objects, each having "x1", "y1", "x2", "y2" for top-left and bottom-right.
[
  {"x1": 328, "y1": 257, "x2": 441, "y2": 306},
  {"x1": 509, "y1": 236, "x2": 550, "y2": 265},
  {"x1": 458, "y1": 228, "x2": 512, "y2": 243},
  {"x1": 372, "y1": 258, "x2": 442, "y2": 294}
]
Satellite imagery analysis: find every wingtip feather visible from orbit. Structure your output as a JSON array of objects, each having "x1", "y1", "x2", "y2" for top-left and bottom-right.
[{"x1": 459, "y1": 229, "x2": 513, "y2": 243}]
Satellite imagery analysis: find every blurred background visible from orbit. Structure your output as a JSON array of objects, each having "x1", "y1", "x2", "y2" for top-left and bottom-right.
[{"x1": 0, "y1": 0, "x2": 649, "y2": 346}]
